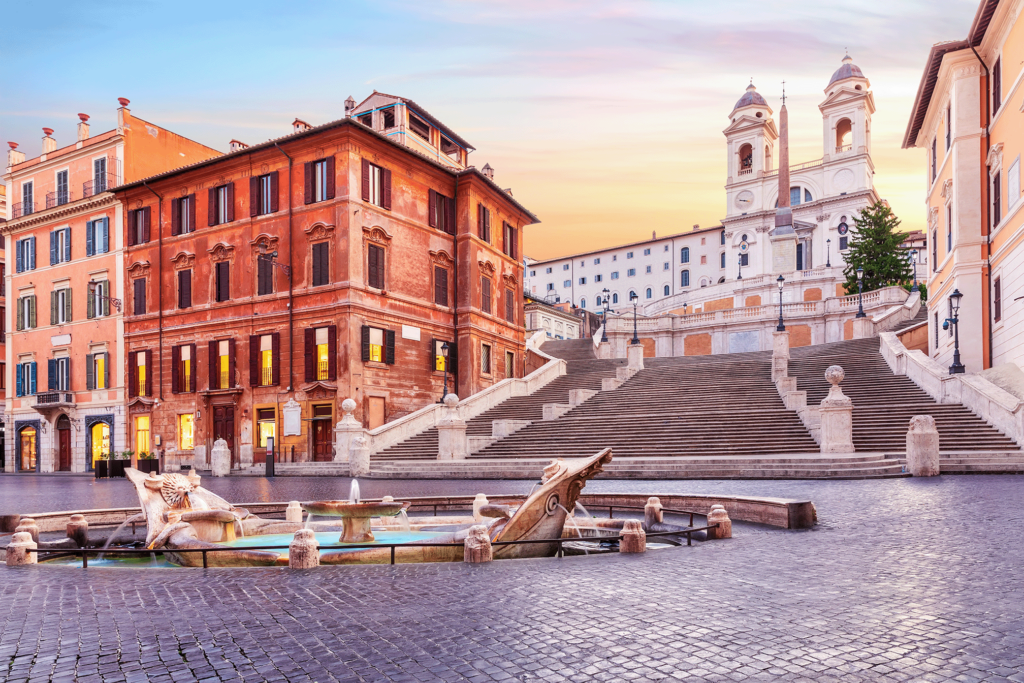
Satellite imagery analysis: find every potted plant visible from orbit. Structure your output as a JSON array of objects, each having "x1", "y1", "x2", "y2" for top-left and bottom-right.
[
  {"x1": 136, "y1": 450, "x2": 158, "y2": 475},
  {"x1": 94, "y1": 456, "x2": 108, "y2": 479},
  {"x1": 110, "y1": 450, "x2": 131, "y2": 478}
]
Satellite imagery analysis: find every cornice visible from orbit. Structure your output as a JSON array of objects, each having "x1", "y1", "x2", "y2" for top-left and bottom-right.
[{"x1": 0, "y1": 192, "x2": 118, "y2": 234}]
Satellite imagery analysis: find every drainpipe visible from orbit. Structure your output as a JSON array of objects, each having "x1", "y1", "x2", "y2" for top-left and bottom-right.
[
  {"x1": 274, "y1": 142, "x2": 294, "y2": 391},
  {"x1": 452, "y1": 174, "x2": 459, "y2": 398},
  {"x1": 970, "y1": 46, "x2": 992, "y2": 369},
  {"x1": 142, "y1": 182, "x2": 163, "y2": 400}
]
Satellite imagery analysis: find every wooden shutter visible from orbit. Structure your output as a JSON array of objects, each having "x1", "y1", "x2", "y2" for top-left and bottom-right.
[
  {"x1": 435, "y1": 266, "x2": 448, "y2": 306},
  {"x1": 325, "y1": 156, "x2": 336, "y2": 199},
  {"x1": 188, "y1": 194, "x2": 196, "y2": 233},
  {"x1": 50, "y1": 231, "x2": 58, "y2": 266},
  {"x1": 104, "y1": 352, "x2": 110, "y2": 391},
  {"x1": 133, "y1": 279, "x2": 145, "y2": 316},
  {"x1": 361, "y1": 159, "x2": 370, "y2": 201},
  {"x1": 429, "y1": 338, "x2": 437, "y2": 371},
  {"x1": 506, "y1": 288, "x2": 514, "y2": 322},
  {"x1": 86, "y1": 354, "x2": 95, "y2": 391},
  {"x1": 63, "y1": 228, "x2": 71, "y2": 262},
  {"x1": 385, "y1": 329, "x2": 396, "y2": 365},
  {"x1": 209, "y1": 340, "x2": 219, "y2": 389},
  {"x1": 249, "y1": 176, "x2": 259, "y2": 217},
  {"x1": 171, "y1": 197, "x2": 181, "y2": 234},
  {"x1": 16, "y1": 240, "x2": 23, "y2": 272},
  {"x1": 304, "y1": 328, "x2": 315, "y2": 382},
  {"x1": 327, "y1": 325, "x2": 337, "y2": 380},
  {"x1": 179, "y1": 270, "x2": 191, "y2": 309},
  {"x1": 50, "y1": 290, "x2": 57, "y2": 325},
  {"x1": 29, "y1": 236, "x2": 35, "y2": 269},
  {"x1": 225, "y1": 182, "x2": 235, "y2": 222},
  {"x1": 128, "y1": 353, "x2": 137, "y2": 398},
  {"x1": 228, "y1": 339, "x2": 236, "y2": 388},
  {"x1": 171, "y1": 345, "x2": 181, "y2": 393},
  {"x1": 127, "y1": 211, "x2": 136, "y2": 247},
  {"x1": 144, "y1": 350, "x2": 153, "y2": 397},
  {"x1": 428, "y1": 190, "x2": 437, "y2": 228},
  {"x1": 30, "y1": 362, "x2": 37, "y2": 395},
  {"x1": 447, "y1": 195, "x2": 456, "y2": 235},
  {"x1": 271, "y1": 332, "x2": 281, "y2": 386},
  {"x1": 87, "y1": 286, "x2": 95, "y2": 319},
  {"x1": 48, "y1": 359, "x2": 57, "y2": 391},
  {"x1": 448, "y1": 341, "x2": 458, "y2": 378},
  {"x1": 16, "y1": 297, "x2": 23, "y2": 331},
  {"x1": 304, "y1": 161, "x2": 314, "y2": 204},
  {"x1": 64, "y1": 288, "x2": 72, "y2": 323},
  {"x1": 217, "y1": 262, "x2": 230, "y2": 302},
  {"x1": 188, "y1": 343, "x2": 197, "y2": 393},
  {"x1": 86, "y1": 221, "x2": 95, "y2": 256},
  {"x1": 142, "y1": 207, "x2": 151, "y2": 243},
  {"x1": 361, "y1": 326, "x2": 370, "y2": 362},
  {"x1": 208, "y1": 187, "x2": 218, "y2": 225},
  {"x1": 29, "y1": 296, "x2": 36, "y2": 328},
  {"x1": 382, "y1": 168, "x2": 392, "y2": 210},
  {"x1": 101, "y1": 281, "x2": 110, "y2": 317},
  {"x1": 269, "y1": 172, "x2": 279, "y2": 213},
  {"x1": 249, "y1": 335, "x2": 260, "y2": 386}
]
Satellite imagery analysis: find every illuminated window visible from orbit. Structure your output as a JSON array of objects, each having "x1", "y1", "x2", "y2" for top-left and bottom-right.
[
  {"x1": 90, "y1": 422, "x2": 110, "y2": 468},
  {"x1": 369, "y1": 328, "x2": 384, "y2": 363},
  {"x1": 218, "y1": 340, "x2": 231, "y2": 389},
  {"x1": 316, "y1": 327, "x2": 330, "y2": 381},
  {"x1": 135, "y1": 416, "x2": 151, "y2": 454},
  {"x1": 260, "y1": 335, "x2": 274, "y2": 386},
  {"x1": 20, "y1": 426, "x2": 37, "y2": 471},
  {"x1": 481, "y1": 343, "x2": 491, "y2": 375},
  {"x1": 257, "y1": 408, "x2": 276, "y2": 448},
  {"x1": 434, "y1": 339, "x2": 450, "y2": 371},
  {"x1": 89, "y1": 352, "x2": 107, "y2": 390},
  {"x1": 137, "y1": 353, "x2": 147, "y2": 396},
  {"x1": 178, "y1": 345, "x2": 192, "y2": 392},
  {"x1": 179, "y1": 413, "x2": 195, "y2": 450}
]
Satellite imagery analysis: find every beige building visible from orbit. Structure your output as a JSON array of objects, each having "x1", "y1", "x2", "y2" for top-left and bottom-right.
[{"x1": 525, "y1": 296, "x2": 582, "y2": 340}]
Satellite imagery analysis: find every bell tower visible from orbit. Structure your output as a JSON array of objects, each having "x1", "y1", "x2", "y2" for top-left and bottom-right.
[
  {"x1": 820, "y1": 54, "x2": 874, "y2": 167},
  {"x1": 723, "y1": 83, "x2": 778, "y2": 218}
]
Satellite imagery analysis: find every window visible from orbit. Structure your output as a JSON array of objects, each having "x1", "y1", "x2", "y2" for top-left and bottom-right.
[
  {"x1": 368, "y1": 244, "x2": 385, "y2": 290},
  {"x1": 663, "y1": 262, "x2": 669, "y2": 271},
  {"x1": 305, "y1": 326, "x2": 336, "y2": 382},
  {"x1": 680, "y1": 247, "x2": 689, "y2": 264},
  {"x1": 361, "y1": 326, "x2": 395, "y2": 365},
  {"x1": 15, "y1": 361, "x2": 37, "y2": 396},
  {"x1": 530, "y1": 270, "x2": 536, "y2": 277},
  {"x1": 680, "y1": 270, "x2": 689, "y2": 287},
  {"x1": 178, "y1": 270, "x2": 192, "y2": 309},
  {"x1": 992, "y1": 57, "x2": 1001, "y2": 112},
  {"x1": 805, "y1": 189, "x2": 813, "y2": 203},
  {"x1": 579, "y1": 277, "x2": 586, "y2": 285},
  {"x1": 664, "y1": 285, "x2": 670, "y2": 296},
  {"x1": 215, "y1": 261, "x2": 230, "y2": 302},
  {"x1": 250, "y1": 173, "x2": 278, "y2": 217},
  {"x1": 645, "y1": 265, "x2": 652, "y2": 274},
  {"x1": 643, "y1": 248, "x2": 651, "y2": 256},
  {"x1": 505, "y1": 288, "x2": 515, "y2": 323},
  {"x1": 947, "y1": 205, "x2": 953, "y2": 252},
  {"x1": 564, "y1": 280, "x2": 572, "y2": 287},
  {"x1": 312, "y1": 242, "x2": 330, "y2": 287},
  {"x1": 701, "y1": 255, "x2": 707, "y2": 265},
  {"x1": 15, "y1": 236, "x2": 37, "y2": 272},
  {"x1": 934, "y1": 312, "x2": 939, "y2": 350},
  {"x1": 135, "y1": 416, "x2": 151, "y2": 455},
  {"x1": 257, "y1": 409, "x2": 276, "y2": 448},
  {"x1": 21, "y1": 181, "x2": 33, "y2": 216},
  {"x1": 580, "y1": 298, "x2": 586, "y2": 309},
  {"x1": 478, "y1": 204, "x2": 491, "y2": 242},
  {"x1": 720, "y1": 253, "x2": 726, "y2": 268},
  {"x1": 435, "y1": 266, "x2": 449, "y2": 306},
  {"x1": 611, "y1": 272, "x2": 619, "y2": 280},
  {"x1": 994, "y1": 277, "x2": 1002, "y2": 322},
  {"x1": 740, "y1": 253, "x2": 749, "y2": 266},
  {"x1": 563, "y1": 264, "x2": 570, "y2": 270},
  {"x1": 595, "y1": 274, "x2": 602, "y2": 283},
  {"x1": 481, "y1": 343, "x2": 492, "y2": 374},
  {"x1": 946, "y1": 104, "x2": 952, "y2": 150},
  {"x1": 627, "y1": 269, "x2": 635, "y2": 277},
  {"x1": 47, "y1": 357, "x2": 71, "y2": 392},
  {"x1": 250, "y1": 333, "x2": 280, "y2": 386},
  {"x1": 128, "y1": 207, "x2": 150, "y2": 245},
  {"x1": 546, "y1": 267, "x2": 552, "y2": 274},
  {"x1": 16, "y1": 295, "x2": 37, "y2": 330},
  {"x1": 361, "y1": 159, "x2": 390, "y2": 209},
  {"x1": 505, "y1": 351, "x2": 515, "y2": 379},
  {"x1": 86, "y1": 218, "x2": 110, "y2": 255},
  {"x1": 258, "y1": 252, "x2": 274, "y2": 295},
  {"x1": 721, "y1": 231, "x2": 726, "y2": 245},
  {"x1": 305, "y1": 159, "x2": 333, "y2": 205},
  {"x1": 50, "y1": 287, "x2": 71, "y2": 325},
  {"x1": 612, "y1": 293, "x2": 619, "y2": 304},
  {"x1": 481, "y1": 277, "x2": 492, "y2": 314},
  {"x1": 503, "y1": 222, "x2": 518, "y2": 260},
  {"x1": 409, "y1": 113, "x2": 431, "y2": 141},
  {"x1": 179, "y1": 414, "x2": 195, "y2": 451},
  {"x1": 93, "y1": 157, "x2": 107, "y2": 192},
  {"x1": 210, "y1": 339, "x2": 235, "y2": 390},
  {"x1": 429, "y1": 190, "x2": 455, "y2": 234},
  {"x1": 56, "y1": 170, "x2": 69, "y2": 206},
  {"x1": 931, "y1": 138, "x2": 937, "y2": 183},
  {"x1": 130, "y1": 350, "x2": 152, "y2": 398},
  {"x1": 171, "y1": 195, "x2": 195, "y2": 235},
  {"x1": 86, "y1": 352, "x2": 109, "y2": 390},
  {"x1": 432, "y1": 339, "x2": 453, "y2": 372},
  {"x1": 612, "y1": 255, "x2": 617, "y2": 261},
  {"x1": 595, "y1": 296, "x2": 602, "y2": 306},
  {"x1": 172, "y1": 344, "x2": 196, "y2": 393},
  {"x1": 645, "y1": 288, "x2": 652, "y2": 299},
  {"x1": 992, "y1": 172, "x2": 1001, "y2": 227},
  {"x1": 207, "y1": 184, "x2": 234, "y2": 226},
  {"x1": 840, "y1": 236, "x2": 848, "y2": 250},
  {"x1": 626, "y1": 252, "x2": 633, "y2": 259},
  {"x1": 546, "y1": 283, "x2": 554, "y2": 291},
  {"x1": 594, "y1": 258, "x2": 600, "y2": 265},
  {"x1": 48, "y1": 227, "x2": 71, "y2": 265},
  {"x1": 932, "y1": 229, "x2": 938, "y2": 268}
]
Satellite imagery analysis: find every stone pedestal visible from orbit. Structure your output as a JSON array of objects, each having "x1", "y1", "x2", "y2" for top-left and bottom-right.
[
  {"x1": 289, "y1": 529, "x2": 319, "y2": 569},
  {"x1": 619, "y1": 519, "x2": 646, "y2": 553},
  {"x1": 542, "y1": 403, "x2": 572, "y2": 421},
  {"x1": 707, "y1": 505, "x2": 732, "y2": 539},
  {"x1": 5, "y1": 532, "x2": 37, "y2": 566},
  {"x1": 627, "y1": 343, "x2": 645, "y2": 371},
  {"x1": 772, "y1": 331, "x2": 790, "y2": 381},
  {"x1": 334, "y1": 398, "x2": 366, "y2": 463},
  {"x1": 819, "y1": 365, "x2": 855, "y2": 453},
  {"x1": 853, "y1": 316, "x2": 874, "y2": 340},
  {"x1": 210, "y1": 439, "x2": 231, "y2": 477},
  {"x1": 601, "y1": 377, "x2": 624, "y2": 391},
  {"x1": 472, "y1": 494, "x2": 489, "y2": 523},
  {"x1": 14, "y1": 518, "x2": 39, "y2": 544},
  {"x1": 66, "y1": 514, "x2": 89, "y2": 548},
  {"x1": 597, "y1": 341, "x2": 612, "y2": 360},
  {"x1": 464, "y1": 525, "x2": 493, "y2": 563},
  {"x1": 906, "y1": 415, "x2": 940, "y2": 476},
  {"x1": 437, "y1": 394, "x2": 468, "y2": 461},
  {"x1": 350, "y1": 437, "x2": 370, "y2": 477},
  {"x1": 770, "y1": 230, "x2": 798, "y2": 273},
  {"x1": 568, "y1": 389, "x2": 598, "y2": 407},
  {"x1": 644, "y1": 497, "x2": 663, "y2": 528},
  {"x1": 286, "y1": 501, "x2": 304, "y2": 524}
]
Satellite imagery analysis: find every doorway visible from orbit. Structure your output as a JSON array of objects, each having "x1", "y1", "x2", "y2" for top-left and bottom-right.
[
  {"x1": 19, "y1": 426, "x2": 37, "y2": 472},
  {"x1": 367, "y1": 397, "x2": 386, "y2": 430},
  {"x1": 312, "y1": 404, "x2": 333, "y2": 462},
  {"x1": 213, "y1": 405, "x2": 236, "y2": 468},
  {"x1": 90, "y1": 421, "x2": 111, "y2": 471},
  {"x1": 57, "y1": 415, "x2": 72, "y2": 472}
]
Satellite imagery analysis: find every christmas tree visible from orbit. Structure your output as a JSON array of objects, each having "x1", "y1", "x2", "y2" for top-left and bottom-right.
[{"x1": 842, "y1": 202, "x2": 911, "y2": 294}]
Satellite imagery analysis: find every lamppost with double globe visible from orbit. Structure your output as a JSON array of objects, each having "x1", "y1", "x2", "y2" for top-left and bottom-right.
[
  {"x1": 440, "y1": 341, "x2": 450, "y2": 401},
  {"x1": 629, "y1": 291, "x2": 640, "y2": 345},
  {"x1": 776, "y1": 275, "x2": 786, "y2": 331},
  {"x1": 855, "y1": 266, "x2": 866, "y2": 318},
  {"x1": 826, "y1": 238, "x2": 832, "y2": 267},
  {"x1": 942, "y1": 288, "x2": 965, "y2": 374},
  {"x1": 909, "y1": 250, "x2": 919, "y2": 292},
  {"x1": 601, "y1": 288, "x2": 610, "y2": 343}
]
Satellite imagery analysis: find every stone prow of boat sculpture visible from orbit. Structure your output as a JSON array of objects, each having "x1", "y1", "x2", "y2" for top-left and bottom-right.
[
  {"x1": 125, "y1": 468, "x2": 296, "y2": 567},
  {"x1": 320, "y1": 448, "x2": 613, "y2": 565}
]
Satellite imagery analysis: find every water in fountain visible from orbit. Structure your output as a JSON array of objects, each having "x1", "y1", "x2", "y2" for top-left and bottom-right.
[
  {"x1": 233, "y1": 512, "x2": 245, "y2": 539},
  {"x1": 395, "y1": 509, "x2": 411, "y2": 532},
  {"x1": 305, "y1": 513, "x2": 315, "y2": 530},
  {"x1": 575, "y1": 501, "x2": 593, "y2": 521},
  {"x1": 349, "y1": 479, "x2": 361, "y2": 504},
  {"x1": 556, "y1": 504, "x2": 589, "y2": 555},
  {"x1": 98, "y1": 512, "x2": 146, "y2": 560}
]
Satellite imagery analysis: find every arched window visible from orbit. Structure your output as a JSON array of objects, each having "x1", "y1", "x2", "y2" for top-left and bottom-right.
[
  {"x1": 804, "y1": 188, "x2": 813, "y2": 203},
  {"x1": 580, "y1": 298, "x2": 586, "y2": 309},
  {"x1": 836, "y1": 118, "x2": 852, "y2": 152},
  {"x1": 628, "y1": 290, "x2": 636, "y2": 301},
  {"x1": 718, "y1": 276, "x2": 726, "y2": 284},
  {"x1": 720, "y1": 231, "x2": 726, "y2": 245},
  {"x1": 680, "y1": 270, "x2": 690, "y2": 287},
  {"x1": 595, "y1": 295, "x2": 602, "y2": 306},
  {"x1": 738, "y1": 143, "x2": 753, "y2": 174},
  {"x1": 720, "y1": 252, "x2": 726, "y2": 268},
  {"x1": 741, "y1": 233, "x2": 748, "y2": 242},
  {"x1": 612, "y1": 293, "x2": 619, "y2": 304},
  {"x1": 645, "y1": 288, "x2": 652, "y2": 299},
  {"x1": 680, "y1": 247, "x2": 690, "y2": 264},
  {"x1": 663, "y1": 285, "x2": 670, "y2": 296},
  {"x1": 700, "y1": 277, "x2": 708, "y2": 288}
]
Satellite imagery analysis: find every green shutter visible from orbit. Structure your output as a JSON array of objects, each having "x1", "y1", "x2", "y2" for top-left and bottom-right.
[
  {"x1": 102, "y1": 280, "x2": 110, "y2": 316},
  {"x1": 28, "y1": 296, "x2": 36, "y2": 329},
  {"x1": 16, "y1": 297, "x2": 24, "y2": 331},
  {"x1": 86, "y1": 354, "x2": 94, "y2": 391},
  {"x1": 87, "y1": 286, "x2": 95, "y2": 319},
  {"x1": 65, "y1": 288, "x2": 72, "y2": 322},
  {"x1": 51, "y1": 290, "x2": 57, "y2": 325}
]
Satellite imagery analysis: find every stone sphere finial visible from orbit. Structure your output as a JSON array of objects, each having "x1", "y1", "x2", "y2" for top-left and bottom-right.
[
  {"x1": 443, "y1": 393, "x2": 459, "y2": 409},
  {"x1": 341, "y1": 398, "x2": 357, "y2": 415},
  {"x1": 825, "y1": 365, "x2": 845, "y2": 386}
]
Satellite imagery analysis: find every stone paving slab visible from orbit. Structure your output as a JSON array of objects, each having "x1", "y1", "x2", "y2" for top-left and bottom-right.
[{"x1": 3, "y1": 476, "x2": 1024, "y2": 681}]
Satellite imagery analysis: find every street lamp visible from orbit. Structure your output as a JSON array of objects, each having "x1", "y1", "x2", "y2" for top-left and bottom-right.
[
  {"x1": 737, "y1": 253, "x2": 743, "y2": 280},
  {"x1": 855, "y1": 267, "x2": 866, "y2": 318},
  {"x1": 826, "y1": 238, "x2": 831, "y2": 268},
  {"x1": 440, "y1": 341, "x2": 450, "y2": 400},
  {"x1": 943, "y1": 288, "x2": 965, "y2": 374},
  {"x1": 629, "y1": 291, "x2": 640, "y2": 345},
  {"x1": 776, "y1": 275, "x2": 785, "y2": 331},
  {"x1": 601, "y1": 288, "x2": 610, "y2": 343},
  {"x1": 909, "y1": 250, "x2": 919, "y2": 292},
  {"x1": 257, "y1": 243, "x2": 292, "y2": 278}
]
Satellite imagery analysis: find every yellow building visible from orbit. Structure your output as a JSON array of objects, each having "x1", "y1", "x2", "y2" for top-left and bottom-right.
[{"x1": 904, "y1": 0, "x2": 1024, "y2": 373}]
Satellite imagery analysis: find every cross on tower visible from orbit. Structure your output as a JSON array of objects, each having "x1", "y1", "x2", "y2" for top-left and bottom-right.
[{"x1": 781, "y1": 80, "x2": 786, "y2": 105}]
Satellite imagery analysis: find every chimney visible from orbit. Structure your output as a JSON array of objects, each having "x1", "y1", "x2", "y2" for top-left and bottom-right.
[
  {"x1": 229, "y1": 139, "x2": 249, "y2": 153},
  {"x1": 692, "y1": 224, "x2": 700, "y2": 231},
  {"x1": 652, "y1": 231, "x2": 657, "y2": 240},
  {"x1": 8, "y1": 141, "x2": 25, "y2": 166},
  {"x1": 78, "y1": 113, "x2": 90, "y2": 141},
  {"x1": 292, "y1": 118, "x2": 312, "y2": 133},
  {"x1": 344, "y1": 96, "x2": 356, "y2": 117},
  {"x1": 482, "y1": 163, "x2": 494, "y2": 180},
  {"x1": 42, "y1": 128, "x2": 57, "y2": 154},
  {"x1": 117, "y1": 98, "x2": 131, "y2": 134},
  {"x1": 118, "y1": 97, "x2": 130, "y2": 109}
]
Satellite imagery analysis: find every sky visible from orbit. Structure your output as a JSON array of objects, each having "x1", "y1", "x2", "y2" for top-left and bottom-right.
[{"x1": 1, "y1": 0, "x2": 981, "y2": 260}]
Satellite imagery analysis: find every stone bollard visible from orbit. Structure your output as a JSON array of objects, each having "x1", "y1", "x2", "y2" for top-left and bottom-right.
[
  {"x1": 437, "y1": 394, "x2": 469, "y2": 461},
  {"x1": 644, "y1": 497, "x2": 663, "y2": 528},
  {"x1": 819, "y1": 365, "x2": 855, "y2": 453},
  {"x1": 772, "y1": 330, "x2": 790, "y2": 381},
  {"x1": 210, "y1": 438, "x2": 231, "y2": 477},
  {"x1": 463, "y1": 525, "x2": 493, "y2": 563},
  {"x1": 707, "y1": 505, "x2": 733, "y2": 539},
  {"x1": 906, "y1": 415, "x2": 940, "y2": 476},
  {"x1": 596, "y1": 340, "x2": 612, "y2": 360},
  {"x1": 14, "y1": 518, "x2": 39, "y2": 544},
  {"x1": 66, "y1": 514, "x2": 89, "y2": 548},
  {"x1": 350, "y1": 436, "x2": 371, "y2": 477},
  {"x1": 619, "y1": 519, "x2": 646, "y2": 553},
  {"x1": 285, "y1": 501, "x2": 304, "y2": 524},
  {"x1": 5, "y1": 532, "x2": 37, "y2": 566},
  {"x1": 289, "y1": 529, "x2": 320, "y2": 569},
  {"x1": 472, "y1": 494, "x2": 489, "y2": 523},
  {"x1": 627, "y1": 343, "x2": 645, "y2": 371}
]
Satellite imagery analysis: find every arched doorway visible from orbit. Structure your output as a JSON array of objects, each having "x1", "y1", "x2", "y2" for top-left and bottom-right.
[
  {"x1": 56, "y1": 415, "x2": 72, "y2": 472},
  {"x1": 90, "y1": 421, "x2": 111, "y2": 471},
  {"x1": 19, "y1": 426, "x2": 37, "y2": 472}
]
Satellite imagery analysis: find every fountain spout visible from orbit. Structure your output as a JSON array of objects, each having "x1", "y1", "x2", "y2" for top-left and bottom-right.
[{"x1": 349, "y1": 479, "x2": 361, "y2": 504}]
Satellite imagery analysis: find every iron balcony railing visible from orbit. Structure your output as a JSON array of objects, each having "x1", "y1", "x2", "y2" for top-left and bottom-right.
[
  {"x1": 82, "y1": 172, "x2": 121, "y2": 198},
  {"x1": 11, "y1": 201, "x2": 36, "y2": 219},
  {"x1": 35, "y1": 392, "x2": 74, "y2": 406},
  {"x1": 45, "y1": 189, "x2": 73, "y2": 209}
]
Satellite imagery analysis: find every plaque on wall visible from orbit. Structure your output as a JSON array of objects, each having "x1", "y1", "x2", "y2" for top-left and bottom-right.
[
  {"x1": 282, "y1": 399, "x2": 302, "y2": 436},
  {"x1": 837, "y1": 221, "x2": 849, "y2": 235}
]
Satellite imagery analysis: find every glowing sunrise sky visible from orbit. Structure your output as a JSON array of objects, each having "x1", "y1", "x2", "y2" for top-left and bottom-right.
[{"x1": 2, "y1": 0, "x2": 982, "y2": 260}]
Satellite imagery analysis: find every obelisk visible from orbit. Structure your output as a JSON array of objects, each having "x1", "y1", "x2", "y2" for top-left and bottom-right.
[{"x1": 770, "y1": 88, "x2": 798, "y2": 273}]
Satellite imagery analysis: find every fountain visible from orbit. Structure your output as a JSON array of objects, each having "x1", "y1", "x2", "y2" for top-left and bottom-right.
[{"x1": 301, "y1": 498, "x2": 410, "y2": 543}]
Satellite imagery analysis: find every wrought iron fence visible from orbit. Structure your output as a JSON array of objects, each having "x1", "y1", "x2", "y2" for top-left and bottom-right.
[
  {"x1": 82, "y1": 172, "x2": 121, "y2": 198},
  {"x1": 45, "y1": 190, "x2": 72, "y2": 209},
  {"x1": 11, "y1": 202, "x2": 35, "y2": 219}
]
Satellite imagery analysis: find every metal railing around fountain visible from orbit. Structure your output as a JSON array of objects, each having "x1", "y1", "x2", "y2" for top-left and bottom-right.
[{"x1": 29, "y1": 524, "x2": 718, "y2": 568}]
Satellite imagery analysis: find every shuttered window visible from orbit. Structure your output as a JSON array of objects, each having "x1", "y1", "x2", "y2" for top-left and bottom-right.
[
  {"x1": 430, "y1": 339, "x2": 456, "y2": 375},
  {"x1": 304, "y1": 158, "x2": 336, "y2": 205},
  {"x1": 361, "y1": 326, "x2": 396, "y2": 365},
  {"x1": 994, "y1": 277, "x2": 1002, "y2": 323},
  {"x1": 304, "y1": 326, "x2": 337, "y2": 382},
  {"x1": 312, "y1": 242, "x2": 330, "y2": 287},
  {"x1": 16, "y1": 237, "x2": 37, "y2": 272},
  {"x1": 481, "y1": 277, "x2": 492, "y2": 314},
  {"x1": 209, "y1": 339, "x2": 236, "y2": 390},
  {"x1": 257, "y1": 254, "x2": 274, "y2": 295},
  {"x1": 50, "y1": 227, "x2": 71, "y2": 265},
  {"x1": 16, "y1": 295, "x2": 37, "y2": 330},
  {"x1": 50, "y1": 288, "x2": 71, "y2": 325},
  {"x1": 250, "y1": 172, "x2": 278, "y2": 217},
  {"x1": 207, "y1": 183, "x2": 234, "y2": 226},
  {"x1": 249, "y1": 333, "x2": 281, "y2": 386},
  {"x1": 434, "y1": 266, "x2": 448, "y2": 306},
  {"x1": 129, "y1": 350, "x2": 153, "y2": 398},
  {"x1": 367, "y1": 244, "x2": 385, "y2": 290},
  {"x1": 16, "y1": 362, "x2": 37, "y2": 396},
  {"x1": 128, "y1": 207, "x2": 151, "y2": 246},
  {"x1": 360, "y1": 159, "x2": 391, "y2": 209},
  {"x1": 502, "y1": 222, "x2": 518, "y2": 260},
  {"x1": 428, "y1": 190, "x2": 456, "y2": 234},
  {"x1": 171, "y1": 344, "x2": 197, "y2": 393},
  {"x1": 215, "y1": 262, "x2": 230, "y2": 302},
  {"x1": 86, "y1": 281, "x2": 110, "y2": 319},
  {"x1": 133, "y1": 279, "x2": 146, "y2": 315},
  {"x1": 505, "y1": 288, "x2": 515, "y2": 323},
  {"x1": 171, "y1": 195, "x2": 196, "y2": 235},
  {"x1": 178, "y1": 270, "x2": 192, "y2": 309},
  {"x1": 86, "y1": 218, "x2": 110, "y2": 256},
  {"x1": 86, "y1": 352, "x2": 110, "y2": 391},
  {"x1": 477, "y1": 204, "x2": 491, "y2": 242}
]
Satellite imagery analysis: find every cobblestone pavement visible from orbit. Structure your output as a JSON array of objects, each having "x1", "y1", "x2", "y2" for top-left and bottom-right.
[{"x1": 3, "y1": 475, "x2": 1024, "y2": 682}]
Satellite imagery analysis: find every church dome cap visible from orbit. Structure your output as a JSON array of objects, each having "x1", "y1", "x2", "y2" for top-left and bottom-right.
[
  {"x1": 734, "y1": 83, "x2": 767, "y2": 110},
  {"x1": 829, "y1": 54, "x2": 865, "y2": 85}
]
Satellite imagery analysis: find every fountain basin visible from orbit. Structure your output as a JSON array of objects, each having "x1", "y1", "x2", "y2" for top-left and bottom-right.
[{"x1": 302, "y1": 501, "x2": 410, "y2": 543}]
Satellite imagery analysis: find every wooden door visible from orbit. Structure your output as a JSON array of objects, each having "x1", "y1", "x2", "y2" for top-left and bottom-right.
[
  {"x1": 367, "y1": 397, "x2": 386, "y2": 430},
  {"x1": 312, "y1": 405, "x2": 333, "y2": 462},
  {"x1": 213, "y1": 406, "x2": 236, "y2": 467},
  {"x1": 58, "y1": 428, "x2": 72, "y2": 471}
]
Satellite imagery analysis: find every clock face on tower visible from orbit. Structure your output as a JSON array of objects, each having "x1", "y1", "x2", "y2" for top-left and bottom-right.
[{"x1": 735, "y1": 190, "x2": 754, "y2": 210}]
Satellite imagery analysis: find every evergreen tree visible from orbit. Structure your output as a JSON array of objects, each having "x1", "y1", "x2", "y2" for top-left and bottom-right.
[{"x1": 842, "y1": 202, "x2": 911, "y2": 294}]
